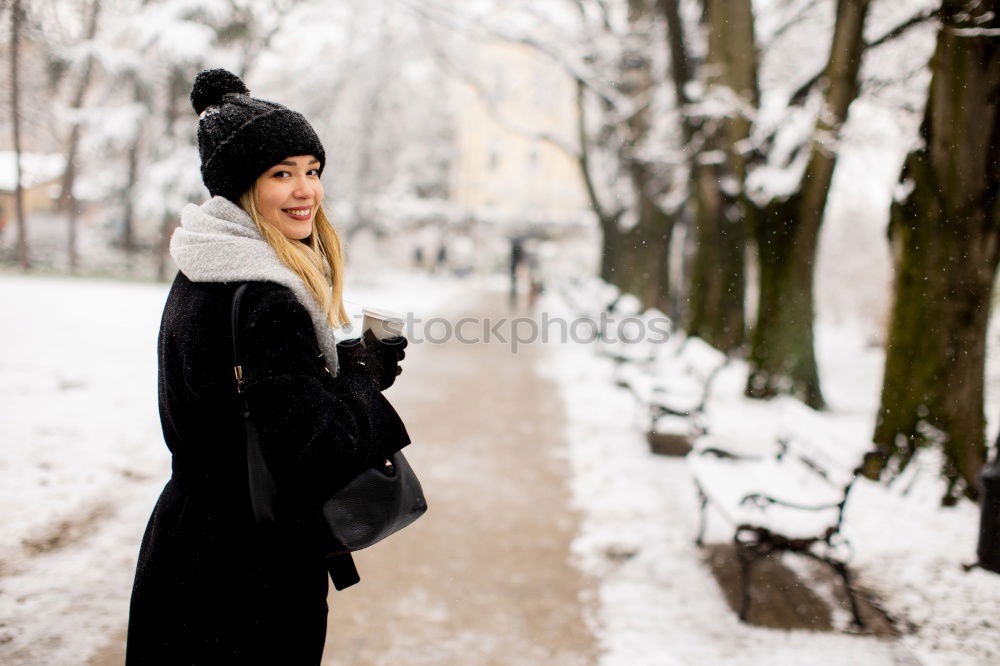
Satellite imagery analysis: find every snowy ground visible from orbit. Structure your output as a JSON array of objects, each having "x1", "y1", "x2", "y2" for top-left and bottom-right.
[
  {"x1": 538, "y1": 283, "x2": 1000, "y2": 666},
  {"x1": 0, "y1": 269, "x2": 464, "y2": 665},
  {"x1": 1, "y1": 271, "x2": 998, "y2": 665}
]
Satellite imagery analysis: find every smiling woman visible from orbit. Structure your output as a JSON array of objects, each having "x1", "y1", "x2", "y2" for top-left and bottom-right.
[{"x1": 126, "y1": 69, "x2": 413, "y2": 666}]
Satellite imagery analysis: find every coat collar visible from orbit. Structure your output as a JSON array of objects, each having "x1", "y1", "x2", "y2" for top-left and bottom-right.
[{"x1": 171, "y1": 196, "x2": 339, "y2": 375}]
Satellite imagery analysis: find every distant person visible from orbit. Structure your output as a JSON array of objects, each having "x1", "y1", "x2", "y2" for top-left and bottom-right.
[
  {"x1": 413, "y1": 245, "x2": 425, "y2": 270},
  {"x1": 509, "y1": 236, "x2": 524, "y2": 308},
  {"x1": 435, "y1": 240, "x2": 449, "y2": 273},
  {"x1": 126, "y1": 69, "x2": 412, "y2": 665}
]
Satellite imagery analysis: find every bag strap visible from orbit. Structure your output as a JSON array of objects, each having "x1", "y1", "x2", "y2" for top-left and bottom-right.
[
  {"x1": 230, "y1": 284, "x2": 361, "y2": 590},
  {"x1": 231, "y1": 284, "x2": 248, "y2": 404},
  {"x1": 231, "y1": 283, "x2": 278, "y2": 526}
]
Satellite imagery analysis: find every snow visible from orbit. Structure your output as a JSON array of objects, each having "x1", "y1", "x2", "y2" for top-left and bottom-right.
[
  {"x1": 539, "y1": 282, "x2": 1000, "y2": 666},
  {"x1": 0, "y1": 275, "x2": 169, "y2": 664},
  {"x1": 0, "y1": 152, "x2": 66, "y2": 191},
  {"x1": 0, "y1": 270, "x2": 463, "y2": 665},
  {"x1": 2, "y1": 268, "x2": 999, "y2": 664},
  {"x1": 686, "y1": 450, "x2": 847, "y2": 539}
]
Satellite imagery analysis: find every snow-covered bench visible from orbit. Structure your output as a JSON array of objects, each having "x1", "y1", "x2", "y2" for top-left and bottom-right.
[
  {"x1": 687, "y1": 435, "x2": 879, "y2": 628},
  {"x1": 601, "y1": 305, "x2": 670, "y2": 373},
  {"x1": 617, "y1": 337, "x2": 728, "y2": 452},
  {"x1": 557, "y1": 276, "x2": 621, "y2": 327}
]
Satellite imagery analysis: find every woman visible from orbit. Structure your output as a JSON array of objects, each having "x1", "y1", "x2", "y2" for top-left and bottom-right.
[{"x1": 126, "y1": 69, "x2": 410, "y2": 665}]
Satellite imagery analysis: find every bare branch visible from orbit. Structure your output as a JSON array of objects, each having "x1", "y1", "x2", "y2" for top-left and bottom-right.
[
  {"x1": 867, "y1": 6, "x2": 942, "y2": 50},
  {"x1": 576, "y1": 79, "x2": 625, "y2": 225},
  {"x1": 400, "y1": 0, "x2": 627, "y2": 111},
  {"x1": 786, "y1": 7, "x2": 941, "y2": 108},
  {"x1": 570, "y1": 0, "x2": 613, "y2": 31},
  {"x1": 591, "y1": 0, "x2": 613, "y2": 30},
  {"x1": 767, "y1": 0, "x2": 823, "y2": 43}
]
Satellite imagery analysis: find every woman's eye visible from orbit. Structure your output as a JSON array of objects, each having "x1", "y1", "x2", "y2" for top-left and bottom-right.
[
  {"x1": 272, "y1": 170, "x2": 290, "y2": 178},
  {"x1": 308, "y1": 169, "x2": 320, "y2": 176}
]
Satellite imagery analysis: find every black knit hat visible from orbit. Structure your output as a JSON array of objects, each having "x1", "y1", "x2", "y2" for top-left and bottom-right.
[{"x1": 190, "y1": 68, "x2": 326, "y2": 203}]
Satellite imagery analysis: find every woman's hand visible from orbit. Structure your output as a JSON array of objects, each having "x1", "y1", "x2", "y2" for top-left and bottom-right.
[{"x1": 336, "y1": 331, "x2": 407, "y2": 391}]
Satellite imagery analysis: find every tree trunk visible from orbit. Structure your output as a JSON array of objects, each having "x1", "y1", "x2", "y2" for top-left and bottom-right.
[
  {"x1": 746, "y1": 195, "x2": 824, "y2": 406},
  {"x1": 683, "y1": 0, "x2": 757, "y2": 352},
  {"x1": 573, "y1": 78, "x2": 623, "y2": 283},
  {"x1": 658, "y1": 0, "x2": 692, "y2": 136},
  {"x1": 609, "y1": 187, "x2": 674, "y2": 311},
  {"x1": 59, "y1": 0, "x2": 102, "y2": 273},
  {"x1": 10, "y1": 0, "x2": 29, "y2": 270},
  {"x1": 686, "y1": 154, "x2": 747, "y2": 351},
  {"x1": 745, "y1": 0, "x2": 871, "y2": 408},
  {"x1": 119, "y1": 76, "x2": 151, "y2": 274},
  {"x1": 605, "y1": 0, "x2": 674, "y2": 311},
  {"x1": 872, "y1": 0, "x2": 1000, "y2": 503},
  {"x1": 598, "y1": 215, "x2": 621, "y2": 284},
  {"x1": 122, "y1": 127, "x2": 140, "y2": 256}
]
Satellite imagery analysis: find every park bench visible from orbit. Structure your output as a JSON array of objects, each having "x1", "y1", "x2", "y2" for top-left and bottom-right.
[
  {"x1": 557, "y1": 276, "x2": 621, "y2": 325},
  {"x1": 557, "y1": 277, "x2": 660, "y2": 351},
  {"x1": 616, "y1": 336, "x2": 729, "y2": 453},
  {"x1": 686, "y1": 432, "x2": 879, "y2": 629},
  {"x1": 599, "y1": 304, "x2": 668, "y2": 372}
]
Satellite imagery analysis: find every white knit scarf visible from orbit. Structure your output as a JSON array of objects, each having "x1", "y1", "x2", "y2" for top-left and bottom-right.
[{"x1": 170, "y1": 195, "x2": 339, "y2": 375}]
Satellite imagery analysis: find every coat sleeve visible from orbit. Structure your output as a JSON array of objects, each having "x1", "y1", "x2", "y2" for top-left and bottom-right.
[{"x1": 239, "y1": 284, "x2": 410, "y2": 506}]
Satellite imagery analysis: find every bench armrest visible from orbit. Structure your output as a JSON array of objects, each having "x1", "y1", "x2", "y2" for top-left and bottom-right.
[
  {"x1": 651, "y1": 403, "x2": 692, "y2": 418},
  {"x1": 695, "y1": 446, "x2": 762, "y2": 463},
  {"x1": 739, "y1": 492, "x2": 845, "y2": 513}
]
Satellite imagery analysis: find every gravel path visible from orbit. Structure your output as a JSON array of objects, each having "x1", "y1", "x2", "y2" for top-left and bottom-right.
[{"x1": 321, "y1": 293, "x2": 598, "y2": 665}]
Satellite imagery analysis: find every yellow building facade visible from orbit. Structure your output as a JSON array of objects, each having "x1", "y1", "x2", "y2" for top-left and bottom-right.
[{"x1": 449, "y1": 40, "x2": 591, "y2": 228}]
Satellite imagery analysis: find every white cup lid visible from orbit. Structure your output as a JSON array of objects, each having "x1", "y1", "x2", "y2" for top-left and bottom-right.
[{"x1": 361, "y1": 307, "x2": 404, "y2": 323}]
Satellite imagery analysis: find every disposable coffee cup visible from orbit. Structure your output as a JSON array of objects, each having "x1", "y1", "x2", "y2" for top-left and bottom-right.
[{"x1": 361, "y1": 307, "x2": 405, "y2": 342}]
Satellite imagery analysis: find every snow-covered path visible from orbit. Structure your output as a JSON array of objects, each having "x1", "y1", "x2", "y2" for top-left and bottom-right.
[{"x1": 321, "y1": 289, "x2": 597, "y2": 665}]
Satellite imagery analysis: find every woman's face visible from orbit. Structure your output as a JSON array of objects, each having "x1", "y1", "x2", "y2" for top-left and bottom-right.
[{"x1": 254, "y1": 155, "x2": 324, "y2": 240}]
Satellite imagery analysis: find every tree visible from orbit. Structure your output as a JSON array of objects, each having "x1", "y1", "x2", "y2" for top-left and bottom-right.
[
  {"x1": 56, "y1": 0, "x2": 102, "y2": 271},
  {"x1": 871, "y1": 0, "x2": 1000, "y2": 504},
  {"x1": 545, "y1": 0, "x2": 676, "y2": 310},
  {"x1": 744, "y1": 0, "x2": 873, "y2": 408},
  {"x1": 8, "y1": 0, "x2": 30, "y2": 270},
  {"x1": 669, "y1": 0, "x2": 757, "y2": 352},
  {"x1": 609, "y1": 0, "x2": 676, "y2": 312},
  {"x1": 574, "y1": 78, "x2": 628, "y2": 287}
]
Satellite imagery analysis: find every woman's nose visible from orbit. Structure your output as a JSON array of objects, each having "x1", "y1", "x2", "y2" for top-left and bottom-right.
[{"x1": 292, "y1": 179, "x2": 314, "y2": 199}]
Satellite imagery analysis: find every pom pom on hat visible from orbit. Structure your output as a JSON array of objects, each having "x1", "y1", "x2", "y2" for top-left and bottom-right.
[{"x1": 190, "y1": 68, "x2": 250, "y2": 115}]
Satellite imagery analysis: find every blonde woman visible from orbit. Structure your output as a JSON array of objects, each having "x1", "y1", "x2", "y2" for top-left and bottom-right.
[{"x1": 126, "y1": 69, "x2": 410, "y2": 665}]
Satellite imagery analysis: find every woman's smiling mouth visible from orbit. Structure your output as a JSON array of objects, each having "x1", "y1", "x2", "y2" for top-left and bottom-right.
[{"x1": 283, "y1": 207, "x2": 312, "y2": 220}]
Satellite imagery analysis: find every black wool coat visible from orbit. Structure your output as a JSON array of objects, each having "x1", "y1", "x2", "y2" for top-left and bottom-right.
[{"x1": 126, "y1": 272, "x2": 409, "y2": 666}]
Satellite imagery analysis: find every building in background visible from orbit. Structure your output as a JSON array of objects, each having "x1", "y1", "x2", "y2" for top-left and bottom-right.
[
  {"x1": 0, "y1": 152, "x2": 66, "y2": 231},
  {"x1": 449, "y1": 39, "x2": 591, "y2": 232}
]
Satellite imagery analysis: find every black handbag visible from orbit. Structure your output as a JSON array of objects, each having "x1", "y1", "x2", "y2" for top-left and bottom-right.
[{"x1": 230, "y1": 283, "x2": 427, "y2": 589}]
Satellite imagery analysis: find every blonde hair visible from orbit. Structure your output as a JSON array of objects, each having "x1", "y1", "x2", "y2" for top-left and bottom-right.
[{"x1": 239, "y1": 184, "x2": 350, "y2": 328}]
